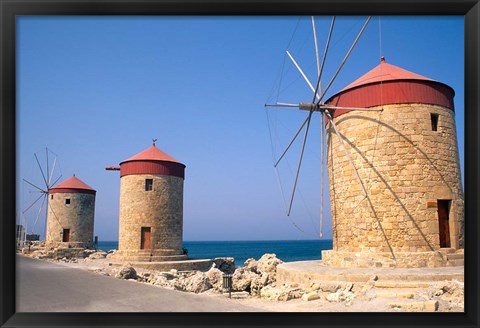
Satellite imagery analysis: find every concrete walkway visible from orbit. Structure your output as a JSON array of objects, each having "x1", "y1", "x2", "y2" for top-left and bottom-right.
[{"x1": 16, "y1": 255, "x2": 263, "y2": 312}]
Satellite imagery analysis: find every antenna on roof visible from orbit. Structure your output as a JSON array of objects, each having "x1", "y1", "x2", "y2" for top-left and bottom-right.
[{"x1": 152, "y1": 138, "x2": 157, "y2": 146}]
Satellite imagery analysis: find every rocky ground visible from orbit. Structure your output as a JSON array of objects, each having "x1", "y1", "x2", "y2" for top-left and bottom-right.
[{"x1": 20, "y1": 243, "x2": 464, "y2": 312}]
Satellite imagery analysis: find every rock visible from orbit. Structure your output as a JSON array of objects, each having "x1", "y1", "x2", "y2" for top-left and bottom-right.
[
  {"x1": 326, "y1": 291, "x2": 342, "y2": 303},
  {"x1": 259, "y1": 285, "x2": 304, "y2": 301},
  {"x1": 83, "y1": 249, "x2": 96, "y2": 257},
  {"x1": 428, "y1": 280, "x2": 464, "y2": 310},
  {"x1": 176, "y1": 271, "x2": 212, "y2": 293},
  {"x1": 148, "y1": 273, "x2": 173, "y2": 289},
  {"x1": 232, "y1": 267, "x2": 260, "y2": 292},
  {"x1": 206, "y1": 267, "x2": 224, "y2": 291},
  {"x1": 212, "y1": 258, "x2": 235, "y2": 274},
  {"x1": 250, "y1": 273, "x2": 269, "y2": 295},
  {"x1": 256, "y1": 254, "x2": 283, "y2": 285},
  {"x1": 306, "y1": 283, "x2": 321, "y2": 293},
  {"x1": 368, "y1": 275, "x2": 379, "y2": 285},
  {"x1": 319, "y1": 282, "x2": 343, "y2": 293},
  {"x1": 88, "y1": 251, "x2": 108, "y2": 260},
  {"x1": 326, "y1": 285, "x2": 356, "y2": 306},
  {"x1": 389, "y1": 300, "x2": 439, "y2": 312},
  {"x1": 302, "y1": 292, "x2": 320, "y2": 301},
  {"x1": 244, "y1": 258, "x2": 258, "y2": 272},
  {"x1": 116, "y1": 266, "x2": 137, "y2": 280}
]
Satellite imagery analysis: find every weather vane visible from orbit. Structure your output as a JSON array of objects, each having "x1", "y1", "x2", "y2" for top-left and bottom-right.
[{"x1": 152, "y1": 138, "x2": 157, "y2": 146}]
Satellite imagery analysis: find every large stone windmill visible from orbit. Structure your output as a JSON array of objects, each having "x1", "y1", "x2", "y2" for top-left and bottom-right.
[{"x1": 267, "y1": 17, "x2": 464, "y2": 268}]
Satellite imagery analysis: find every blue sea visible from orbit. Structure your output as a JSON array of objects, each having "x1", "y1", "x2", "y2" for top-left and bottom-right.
[{"x1": 96, "y1": 240, "x2": 333, "y2": 267}]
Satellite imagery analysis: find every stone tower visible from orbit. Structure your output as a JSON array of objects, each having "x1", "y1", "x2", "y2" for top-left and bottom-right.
[
  {"x1": 321, "y1": 58, "x2": 464, "y2": 268},
  {"x1": 46, "y1": 175, "x2": 96, "y2": 249},
  {"x1": 110, "y1": 142, "x2": 187, "y2": 262}
]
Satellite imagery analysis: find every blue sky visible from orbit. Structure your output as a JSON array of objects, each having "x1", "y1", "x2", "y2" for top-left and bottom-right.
[{"x1": 16, "y1": 16, "x2": 464, "y2": 242}]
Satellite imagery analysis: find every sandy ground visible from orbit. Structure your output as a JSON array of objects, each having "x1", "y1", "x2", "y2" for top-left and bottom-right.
[{"x1": 30, "y1": 255, "x2": 463, "y2": 313}]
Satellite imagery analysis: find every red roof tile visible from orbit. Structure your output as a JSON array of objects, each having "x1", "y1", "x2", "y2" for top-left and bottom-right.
[
  {"x1": 50, "y1": 175, "x2": 95, "y2": 191},
  {"x1": 121, "y1": 144, "x2": 183, "y2": 165}
]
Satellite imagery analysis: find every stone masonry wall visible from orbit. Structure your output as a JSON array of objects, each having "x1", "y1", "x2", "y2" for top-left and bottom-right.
[
  {"x1": 326, "y1": 103, "x2": 464, "y2": 258},
  {"x1": 46, "y1": 192, "x2": 95, "y2": 249},
  {"x1": 117, "y1": 174, "x2": 184, "y2": 258}
]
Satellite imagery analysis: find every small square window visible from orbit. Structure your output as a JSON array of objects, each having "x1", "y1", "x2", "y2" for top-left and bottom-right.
[
  {"x1": 65, "y1": 198, "x2": 71, "y2": 205},
  {"x1": 431, "y1": 113, "x2": 439, "y2": 131},
  {"x1": 145, "y1": 179, "x2": 153, "y2": 191}
]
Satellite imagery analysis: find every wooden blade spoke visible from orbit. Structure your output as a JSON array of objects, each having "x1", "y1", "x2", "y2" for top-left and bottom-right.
[
  {"x1": 48, "y1": 155, "x2": 57, "y2": 187},
  {"x1": 46, "y1": 148, "x2": 50, "y2": 188},
  {"x1": 288, "y1": 110, "x2": 313, "y2": 216},
  {"x1": 32, "y1": 195, "x2": 47, "y2": 230},
  {"x1": 319, "y1": 113, "x2": 325, "y2": 238},
  {"x1": 312, "y1": 16, "x2": 336, "y2": 104},
  {"x1": 51, "y1": 174, "x2": 63, "y2": 188},
  {"x1": 265, "y1": 102, "x2": 301, "y2": 108},
  {"x1": 318, "y1": 16, "x2": 371, "y2": 104},
  {"x1": 286, "y1": 51, "x2": 321, "y2": 102},
  {"x1": 22, "y1": 193, "x2": 45, "y2": 214},
  {"x1": 23, "y1": 179, "x2": 47, "y2": 193},
  {"x1": 312, "y1": 16, "x2": 321, "y2": 77},
  {"x1": 274, "y1": 114, "x2": 310, "y2": 168},
  {"x1": 34, "y1": 153, "x2": 49, "y2": 189}
]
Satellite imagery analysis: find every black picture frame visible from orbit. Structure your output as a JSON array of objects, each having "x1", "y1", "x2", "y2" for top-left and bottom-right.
[{"x1": 1, "y1": 1, "x2": 478, "y2": 327}]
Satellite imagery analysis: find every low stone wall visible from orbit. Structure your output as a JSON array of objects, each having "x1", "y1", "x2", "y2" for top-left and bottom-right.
[
  {"x1": 275, "y1": 260, "x2": 464, "y2": 289},
  {"x1": 46, "y1": 242, "x2": 90, "y2": 250},
  {"x1": 110, "y1": 253, "x2": 188, "y2": 262},
  {"x1": 53, "y1": 247, "x2": 87, "y2": 259},
  {"x1": 321, "y1": 249, "x2": 463, "y2": 268},
  {"x1": 110, "y1": 259, "x2": 214, "y2": 272},
  {"x1": 110, "y1": 249, "x2": 188, "y2": 262}
]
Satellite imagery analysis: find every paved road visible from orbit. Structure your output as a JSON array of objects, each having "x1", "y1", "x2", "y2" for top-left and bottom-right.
[{"x1": 16, "y1": 255, "x2": 264, "y2": 312}]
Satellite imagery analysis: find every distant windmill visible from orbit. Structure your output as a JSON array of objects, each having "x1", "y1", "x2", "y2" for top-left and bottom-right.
[{"x1": 265, "y1": 16, "x2": 380, "y2": 238}]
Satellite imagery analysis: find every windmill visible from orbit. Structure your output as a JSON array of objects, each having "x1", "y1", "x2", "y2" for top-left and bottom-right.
[
  {"x1": 21, "y1": 147, "x2": 62, "y2": 239},
  {"x1": 265, "y1": 16, "x2": 381, "y2": 238}
]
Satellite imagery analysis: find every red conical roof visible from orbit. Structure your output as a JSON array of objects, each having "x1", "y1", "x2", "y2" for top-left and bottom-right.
[
  {"x1": 119, "y1": 143, "x2": 185, "y2": 179},
  {"x1": 49, "y1": 175, "x2": 96, "y2": 194},
  {"x1": 121, "y1": 144, "x2": 182, "y2": 164},
  {"x1": 326, "y1": 57, "x2": 455, "y2": 113},
  {"x1": 339, "y1": 57, "x2": 434, "y2": 92}
]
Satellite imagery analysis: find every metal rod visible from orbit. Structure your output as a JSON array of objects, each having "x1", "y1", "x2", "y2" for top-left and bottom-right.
[
  {"x1": 288, "y1": 110, "x2": 313, "y2": 216},
  {"x1": 34, "y1": 153, "x2": 49, "y2": 189},
  {"x1": 312, "y1": 16, "x2": 335, "y2": 103},
  {"x1": 286, "y1": 50, "x2": 321, "y2": 102},
  {"x1": 274, "y1": 115, "x2": 310, "y2": 168},
  {"x1": 325, "y1": 111, "x2": 368, "y2": 198},
  {"x1": 318, "y1": 16, "x2": 371, "y2": 104}
]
